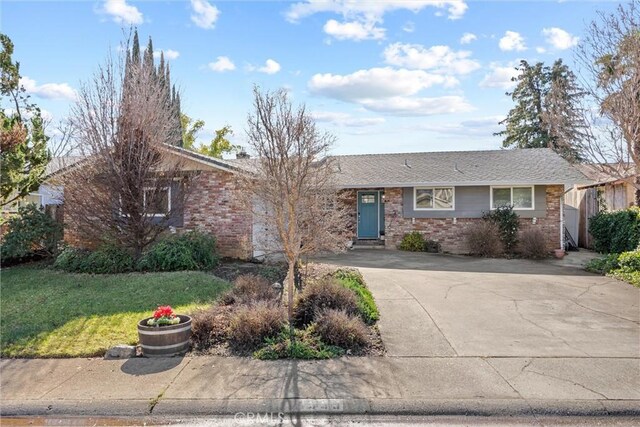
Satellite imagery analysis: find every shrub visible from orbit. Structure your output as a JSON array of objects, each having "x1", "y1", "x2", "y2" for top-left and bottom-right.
[
  {"x1": 333, "y1": 269, "x2": 379, "y2": 324},
  {"x1": 589, "y1": 207, "x2": 640, "y2": 253},
  {"x1": 220, "y1": 274, "x2": 278, "y2": 305},
  {"x1": 610, "y1": 270, "x2": 640, "y2": 288},
  {"x1": 253, "y1": 328, "x2": 344, "y2": 360},
  {"x1": 424, "y1": 239, "x2": 441, "y2": 253},
  {"x1": 1, "y1": 204, "x2": 62, "y2": 263},
  {"x1": 617, "y1": 250, "x2": 640, "y2": 271},
  {"x1": 227, "y1": 302, "x2": 286, "y2": 351},
  {"x1": 466, "y1": 221, "x2": 503, "y2": 257},
  {"x1": 585, "y1": 253, "x2": 620, "y2": 274},
  {"x1": 82, "y1": 244, "x2": 135, "y2": 274},
  {"x1": 190, "y1": 305, "x2": 233, "y2": 351},
  {"x1": 293, "y1": 277, "x2": 359, "y2": 327},
  {"x1": 399, "y1": 232, "x2": 426, "y2": 252},
  {"x1": 53, "y1": 244, "x2": 134, "y2": 274},
  {"x1": 518, "y1": 229, "x2": 549, "y2": 259},
  {"x1": 53, "y1": 246, "x2": 91, "y2": 272},
  {"x1": 483, "y1": 205, "x2": 519, "y2": 253},
  {"x1": 137, "y1": 231, "x2": 219, "y2": 272},
  {"x1": 314, "y1": 309, "x2": 370, "y2": 350}
]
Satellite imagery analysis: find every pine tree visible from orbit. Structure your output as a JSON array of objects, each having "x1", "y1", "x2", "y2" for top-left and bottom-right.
[{"x1": 496, "y1": 59, "x2": 587, "y2": 162}]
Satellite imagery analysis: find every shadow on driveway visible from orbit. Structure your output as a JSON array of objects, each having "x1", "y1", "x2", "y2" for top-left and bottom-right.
[{"x1": 317, "y1": 249, "x2": 595, "y2": 276}]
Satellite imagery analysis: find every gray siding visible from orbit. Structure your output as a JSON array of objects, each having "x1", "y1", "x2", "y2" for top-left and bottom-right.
[{"x1": 402, "y1": 185, "x2": 547, "y2": 219}]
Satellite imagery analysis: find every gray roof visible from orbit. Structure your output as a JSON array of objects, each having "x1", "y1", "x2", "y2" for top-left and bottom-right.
[
  {"x1": 333, "y1": 148, "x2": 589, "y2": 188},
  {"x1": 45, "y1": 156, "x2": 84, "y2": 177}
]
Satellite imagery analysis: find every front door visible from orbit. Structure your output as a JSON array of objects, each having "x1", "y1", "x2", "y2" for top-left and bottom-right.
[{"x1": 357, "y1": 191, "x2": 379, "y2": 239}]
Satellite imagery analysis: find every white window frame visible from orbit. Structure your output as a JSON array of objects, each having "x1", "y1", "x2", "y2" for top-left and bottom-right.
[
  {"x1": 143, "y1": 186, "x2": 171, "y2": 217},
  {"x1": 490, "y1": 186, "x2": 535, "y2": 210},
  {"x1": 413, "y1": 187, "x2": 455, "y2": 211}
]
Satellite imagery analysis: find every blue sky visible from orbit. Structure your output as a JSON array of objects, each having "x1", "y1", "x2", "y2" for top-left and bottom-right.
[{"x1": 2, "y1": 0, "x2": 620, "y2": 156}]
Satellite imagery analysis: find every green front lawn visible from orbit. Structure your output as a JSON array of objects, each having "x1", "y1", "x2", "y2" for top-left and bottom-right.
[{"x1": 0, "y1": 264, "x2": 230, "y2": 358}]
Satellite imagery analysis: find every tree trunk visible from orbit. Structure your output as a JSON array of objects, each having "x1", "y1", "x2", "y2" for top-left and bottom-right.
[{"x1": 283, "y1": 260, "x2": 296, "y2": 344}]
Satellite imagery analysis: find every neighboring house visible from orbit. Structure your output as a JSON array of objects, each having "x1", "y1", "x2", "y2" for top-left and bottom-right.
[
  {"x1": 53, "y1": 147, "x2": 587, "y2": 259},
  {"x1": 1, "y1": 157, "x2": 81, "y2": 214},
  {"x1": 565, "y1": 164, "x2": 638, "y2": 248}
]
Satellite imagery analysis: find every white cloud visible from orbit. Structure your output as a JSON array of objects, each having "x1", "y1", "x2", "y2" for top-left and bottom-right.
[
  {"x1": 536, "y1": 46, "x2": 547, "y2": 54},
  {"x1": 100, "y1": 0, "x2": 143, "y2": 25},
  {"x1": 208, "y1": 56, "x2": 236, "y2": 72},
  {"x1": 416, "y1": 116, "x2": 504, "y2": 136},
  {"x1": 309, "y1": 67, "x2": 457, "y2": 102},
  {"x1": 20, "y1": 76, "x2": 77, "y2": 101},
  {"x1": 460, "y1": 32, "x2": 477, "y2": 44},
  {"x1": 286, "y1": 0, "x2": 468, "y2": 22},
  {"x1": 499, "y1": 31, "x2": 527, "y2": 51},
  {"x1": 402, "y1": 21, "x2": 415, "y2": 33},
  {"x1": 479, "y1": 62, "x2": 519, "y2": 89},
  {"x1": 258, "y1": 59, "x2": 281, "y2": 74},
  {"x1": 308, "y1": 67, "x2": 469, "y2": 116},
  {"x1": 312, "y1": 111, "x2": 385, "y2": 127},
  {"x1": 359, "y1": 96, "x2": 474, "y2": 116},
  {"x1": 153, "y1": 49, "x2": 180, "y2": 60},
  {"x1": 542, "y1": 27, "x2": 579, "y2": 50},
  {"x1": 323, "y1": 19, "x2": 385, "y2": 41},
  {"x1": 383, "y1": 43, "x2": 480, "y2": 75},
  {"x1": 287, "y1": 1, "x2": 467, "y2": 41},
  {"x1": 190, "y1": 0, "x2": 219, "y2": 29}
]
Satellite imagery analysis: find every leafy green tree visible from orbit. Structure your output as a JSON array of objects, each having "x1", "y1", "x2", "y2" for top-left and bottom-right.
[
  {"x1": 180, "y1": 113, "x2": 205, "y2": 150},
  {"x1": 180, "y1": 113, "x2": 241, "y2": 158},
  {"x1": 198, "y1": 125, "x2": 241, "y2": 158},
  {"x1": 496, "y1": 59, "x2": 587, "y2": 162},
  {"x1": 0, "y1": 34, "x2": 50, "y2": 206}
]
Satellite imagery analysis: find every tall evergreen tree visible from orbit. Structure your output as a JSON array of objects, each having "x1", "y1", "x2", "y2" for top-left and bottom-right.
[
  {"x1": 124, "y1": 30, "x2": 183, "y2": 146},
  {"x1": 0, "y1": 34, "x2": 51, "y2": 207},
  {"x1": 496, "y1": 59, "x2": 587, "y2": 162}
]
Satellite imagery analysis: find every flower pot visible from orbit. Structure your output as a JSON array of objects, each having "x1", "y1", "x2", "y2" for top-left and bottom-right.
[
  {"x1": 554, "y1": 249, "x2": 566, "y2": 259},
  {"x1": 137, "y1": 315, "x2": 192, "y2": 357}
]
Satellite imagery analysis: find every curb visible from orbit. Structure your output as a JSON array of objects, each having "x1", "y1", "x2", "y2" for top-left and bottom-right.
[{"x1": 3, "y1": 398, "x2": 640, "y2": 417}]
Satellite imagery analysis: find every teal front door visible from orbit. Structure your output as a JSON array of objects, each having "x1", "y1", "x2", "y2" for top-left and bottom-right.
[{"x1": 357, "y1": 191, "x2": 379, "y2": 239}]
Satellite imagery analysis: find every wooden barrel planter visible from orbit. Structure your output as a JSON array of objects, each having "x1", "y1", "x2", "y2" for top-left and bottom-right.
[{"x1": 137, "y1": 315, "x2": 192, "y2": 357}]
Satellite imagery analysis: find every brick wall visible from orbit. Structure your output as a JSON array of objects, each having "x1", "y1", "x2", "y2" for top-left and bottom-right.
[
  {"x1": 62, "y1": 168, "x2": 254, "y2": 260},
  {"x1": 384, "y1": 185, "x2": 563, "y2": 254},
  {"x1": 183, "y1": 170, "x2": 253, "y2": 259}
]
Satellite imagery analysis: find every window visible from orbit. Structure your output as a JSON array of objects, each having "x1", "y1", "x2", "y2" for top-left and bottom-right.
[
  {"x1": 143, "y1": 187, "x2": 171, "y2": 216},
  {"x1": 491, "y1": 186, "x2": 534, "y2": 210},
  {"x1": 2, "y1": 194, "x2": 42, "y2": 212},
  {"x1": 414, "y1": 187, "x2": 454, "y2": 210},
  {"x1": 361, "y1": 194, "x2": 375, "y2": 204}
]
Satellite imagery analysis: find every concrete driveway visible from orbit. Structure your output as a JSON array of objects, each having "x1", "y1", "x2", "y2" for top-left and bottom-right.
[{"x1": 319, "y1": 250, "x2": 639, "y2": 358}]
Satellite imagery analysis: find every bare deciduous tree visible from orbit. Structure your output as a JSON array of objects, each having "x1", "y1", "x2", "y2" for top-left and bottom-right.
[
  {"x1": 240, "y1": 87, "x2": 349, "y2": 337},
  {"x1": 576, "y1": 0, "x2": 640, "y2": 201},
  {"x1": 61, "y1": 41, "x2": 191, "y2": 258}
]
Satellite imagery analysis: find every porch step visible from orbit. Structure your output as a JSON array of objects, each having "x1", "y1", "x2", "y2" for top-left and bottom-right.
[{"x1": 352, "y1": 239, "x2": 386, "y2": 249}]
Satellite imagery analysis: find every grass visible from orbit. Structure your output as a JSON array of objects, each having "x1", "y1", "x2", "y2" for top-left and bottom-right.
[{"x1": 0, "y1": 264, "x2": 230, "y2": 358}]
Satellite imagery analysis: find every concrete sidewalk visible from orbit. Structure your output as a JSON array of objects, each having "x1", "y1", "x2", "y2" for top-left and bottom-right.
[{"x1": 1, "y1": 355, "x2": 639, "y2": 417}]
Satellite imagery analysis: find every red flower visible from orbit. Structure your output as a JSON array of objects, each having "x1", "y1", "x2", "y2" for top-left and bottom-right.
[{"x1": 153, "y1": 305, "x2": 175, "y2": 319}]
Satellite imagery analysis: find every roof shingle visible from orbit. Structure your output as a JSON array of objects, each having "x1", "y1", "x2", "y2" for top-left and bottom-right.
[{"x1": 333, "y1": 148, "x2": 589, "y2": 187}]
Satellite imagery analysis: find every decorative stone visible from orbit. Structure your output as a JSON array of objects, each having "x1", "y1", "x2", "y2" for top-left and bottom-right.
[
  {"x1": 104, "y1": 344, "x2": 137, "y2": 359},
  {"x1": 272, "y1": 282, "x2": 283, "y2": 290}
]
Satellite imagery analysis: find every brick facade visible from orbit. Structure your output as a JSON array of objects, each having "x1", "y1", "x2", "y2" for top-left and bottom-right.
[
  {"x1": 182, "y1": 169, "x2": 253, "y2": 260},
  {"x1": 345, "y1": 185, "x2": 564, "y2": 254},
  {"x1": 62, "y1": 166, "x2": 254, "y2": 260}
]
